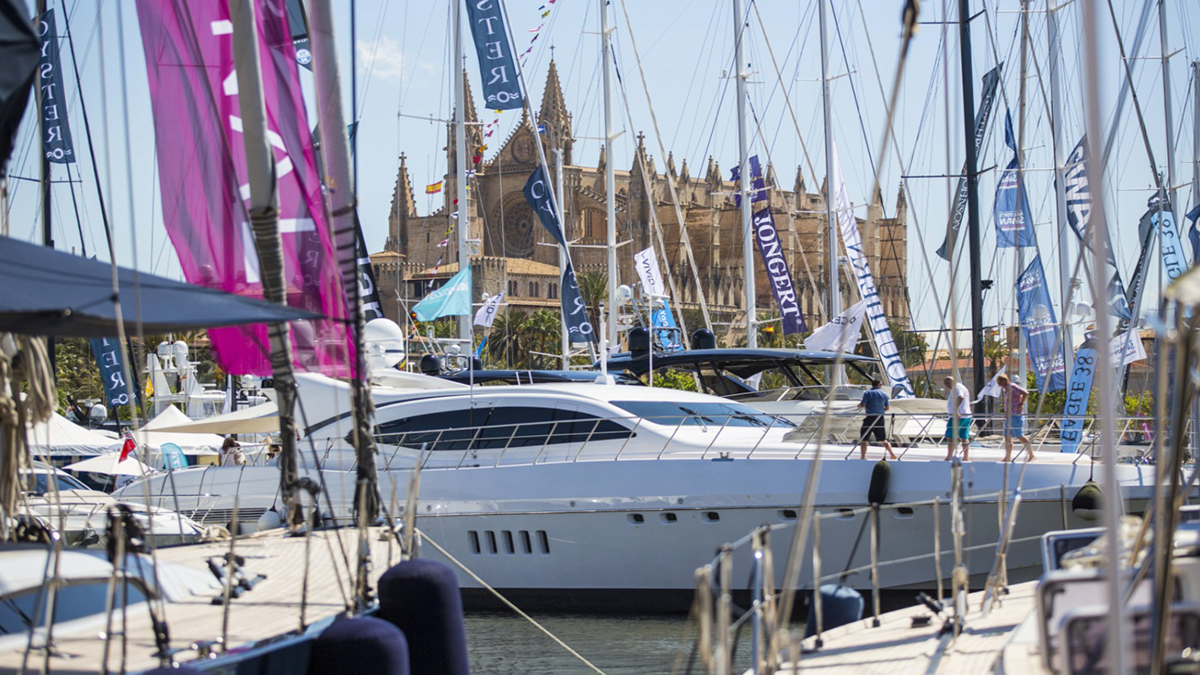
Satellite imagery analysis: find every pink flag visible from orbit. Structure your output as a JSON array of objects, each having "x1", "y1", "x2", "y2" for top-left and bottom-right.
[{"x1": 135, "y1": 0, "x2": 353, "y2": 376}]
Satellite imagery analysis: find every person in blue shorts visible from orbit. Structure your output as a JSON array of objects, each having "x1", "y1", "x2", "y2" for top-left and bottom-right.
[
  {"x1": 857, "y1": 378, "x2": 898, "y2": 460},
  {"x1": 996, "y1": 373, "x2": 1034, "y2": 462},
  {"x1": 942, "y1": 376, "x2": 972, "y2": 461}
]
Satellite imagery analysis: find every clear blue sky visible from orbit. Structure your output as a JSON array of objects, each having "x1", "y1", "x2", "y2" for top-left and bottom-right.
[{"x1": 4, "y1": 0, "x2": 1198, "y2": 336}]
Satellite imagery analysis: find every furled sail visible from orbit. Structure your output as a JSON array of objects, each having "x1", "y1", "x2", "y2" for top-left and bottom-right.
[{"x1": 135, "y1": 0, "x2": 352, "y2": 376}]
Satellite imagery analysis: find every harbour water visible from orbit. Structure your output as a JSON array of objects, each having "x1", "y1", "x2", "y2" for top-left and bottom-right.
[{"x1": 465, "y1": 612, "x2": 756, "y2": 674}]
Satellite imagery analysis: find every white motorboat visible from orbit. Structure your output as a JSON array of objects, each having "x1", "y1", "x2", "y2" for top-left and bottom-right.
[{"x1": 118, "y1": 374, "x2": 1157, "y2": 611}]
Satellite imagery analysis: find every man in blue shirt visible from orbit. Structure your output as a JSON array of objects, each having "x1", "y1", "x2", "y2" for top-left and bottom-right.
[{"x1": 857, "y1": 378, "x2": 897, "y2": 460}]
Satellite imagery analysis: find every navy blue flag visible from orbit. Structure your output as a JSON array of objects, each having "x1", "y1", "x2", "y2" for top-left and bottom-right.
[
  {"x1": 1060, "y1": 342, "x2": 1097, "y2": 453},
  {"x1": 89, "y1": 337, "x2": 130, "y2": 407},
  {"x1": 1062, "y1": 134, "x2": 1130, "y2": 320},
  {"x1": 995, "y1": 112, "x2": 1035, "y2": 248},
  {"x1": 1187, "y1": 203, "x2": 1200, "y2": 264},
  {"x1": 523, "y1": 165, "x2": 567, "y2": 248},
  {"x1": 742, "y1": 155, "x2": 804, "y2": 334},
  {"x1": 1016, "y1": 256, "x2": 1066, "y2": 393},
  {"x1": 464, "y1": 0, "x2": 523, "y2": 110},
  {"x1": 560, "y1": 262, "x2": 597, "y2": 343},
  {"x1": 37, "y1": 10, "x2": 75, "y2": 163},
  {"x1": 936, "y1": 64, "x2": 1002, "y2": 261}
]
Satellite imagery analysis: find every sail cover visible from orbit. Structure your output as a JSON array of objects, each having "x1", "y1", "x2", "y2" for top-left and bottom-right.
[{"x1": 135, "y1": 0, "x2": 352, "y2": 376}]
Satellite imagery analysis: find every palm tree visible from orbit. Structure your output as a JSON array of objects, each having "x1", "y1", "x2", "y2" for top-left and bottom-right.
[
  {"x1": 576, "y1": 271, "x2": 608, "y2": 335},
  {"x1": 527, "y1": 309, "x2": 562, "y2": 368},
  {"x1": 487, "y1": 309, "x2": 531, "y2": 368}
]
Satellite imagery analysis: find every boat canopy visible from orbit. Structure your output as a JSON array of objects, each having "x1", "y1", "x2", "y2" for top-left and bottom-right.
[{"x1": 0, "y1": 236, "x2": 320, "y2": 338}]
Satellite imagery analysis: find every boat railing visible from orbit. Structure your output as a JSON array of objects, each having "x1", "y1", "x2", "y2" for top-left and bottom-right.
[{"x1": 367, "y1": 408, "x2": 1166, "y2": 472}]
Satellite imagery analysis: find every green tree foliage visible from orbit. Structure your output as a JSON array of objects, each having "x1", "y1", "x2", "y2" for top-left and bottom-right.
[
  {"x1": 53, "y1": 338, "x2": 104, "y2": 412},
  {"x1": 651, "y1": 368, "x2": 697, "y2": 392},
  {"x1": 526, "y1": 309, "x2": 562, "y2": 369},
  {"x1": 576, "y1": 271, "x2": 607, "y2": 334},
  {"x1": 487, "y1": 309, "x2": 532, "y2": 368},
  {"x1": 889, "y1": 321, "x2": 928, "y2": 368}
]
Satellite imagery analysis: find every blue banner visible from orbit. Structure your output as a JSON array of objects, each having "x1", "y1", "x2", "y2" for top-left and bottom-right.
[
  {"x1": 37, "y1": 10, "x2": 75, "y2": 163},
  {"x1": 936, "y1": 64, "x2": 1002, "y2": 261},
  {"x1": 1017, "y1": 256, "x2": 1066, "y2": 392},
  {"x1": 743, "y1": 156, "x2": 805, "y2": 334},
  {"x1": 1060, "y1": 345, "x2": 1097, "y2": 453},
  {"x1": 1063, "y1": 135, "x2": 1131, "y2": 321},
  {"x1": 523, "y1": 165, "x2": 567, "y2": 248},
  {"x1": 560, "y1": 262, "x2": 597, "y2": 343},
  {"x1": 464, "y1": 0, "x2": 523, "y2": 110},
  {"x1": 995, "y1": 113, "x2": 1035, "y2": 248},
  {"x1": 89, "y1": 337, "x2": 130, "y2": 407}
]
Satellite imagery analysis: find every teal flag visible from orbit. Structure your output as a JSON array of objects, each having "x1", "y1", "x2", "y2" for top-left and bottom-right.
[{"x1": 413, "y1": 267, "x2": 472, "y2": 321}]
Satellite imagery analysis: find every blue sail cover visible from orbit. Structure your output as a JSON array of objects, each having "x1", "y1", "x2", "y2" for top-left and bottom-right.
[{"x1": 1017, "y1": 255, "x2": 1066, "y2": 392}]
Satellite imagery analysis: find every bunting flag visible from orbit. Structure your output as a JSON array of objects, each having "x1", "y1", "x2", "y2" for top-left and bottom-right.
[
  {"x1": 1016, "y1": 255, "x2": 1066, "y2": 392},
  {"x1": 804, "y1": 300, "x2": 867, "y2": 353},
  {"x1": 135, "y1": 0, "x2": 353, "y2": 376},
  {"x1": 37, "y1": 9, "x2": 75, "y2": 163},
  {"x1": 833, "y1": 142, "x2": 914, "y2": 397},
  {"x1": 89, "y1": 337, "x2": 130, "y2": 407},
  {"x1": 426, "y1": 181, "x2": 442, "y2": 194},
  {"x1": 413, "y1": 267, "x2": 472, "y2": 321},
  {"x1": 633, "y1": 246, "x2": 681, "y2": 350},
  {"x1": 936, "y1": 64, "x2": 1002, "y2": 261},
  {"x1": 474, "y1": 291, "x2": 504, "y2": 328},
  {"x1": 464, "y1": 0, "x2": 523, "y2": 110},
  {"x1": 995, "y1": 111, "x2": 1035, "y2": 248}
]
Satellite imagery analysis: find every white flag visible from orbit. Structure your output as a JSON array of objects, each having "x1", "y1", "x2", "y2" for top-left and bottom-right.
[
  {"x1": 474, "y1": 291, "x2": 504, "y2": 328},
  {"x1": 1110, "y1": 331, "x2": 1146, "y2": 367},
  {"x1": 974, "y1": 366, "x2": 1006, "y2": 403},
  {"x1": 804, "y1": 300, "x2": 867, "y2": 353},
  {"x1": 633, "y1": 246, "x2": 666, "y2": 298}
]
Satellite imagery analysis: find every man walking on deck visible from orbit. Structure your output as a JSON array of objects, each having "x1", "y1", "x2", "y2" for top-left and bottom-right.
[
  {"x1": 943, "y1": 377, "x2": 972, "y2": 461},
  {"x1": 996, "y1": 373, "x2": 1034, "y2": 462},
  {"x1": 857, "y1": 378, "x2": 898, "y2": 460}
]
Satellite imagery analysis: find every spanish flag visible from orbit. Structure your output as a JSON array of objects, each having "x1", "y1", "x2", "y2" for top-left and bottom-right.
[{"x1": 425, "y1": 181, "x2": 443, "y2": 194}]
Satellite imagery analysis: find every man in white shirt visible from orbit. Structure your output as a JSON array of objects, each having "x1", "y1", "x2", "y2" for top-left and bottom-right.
[{"x1": 943, "y1": 376, "x2": 973, "y2": 461}]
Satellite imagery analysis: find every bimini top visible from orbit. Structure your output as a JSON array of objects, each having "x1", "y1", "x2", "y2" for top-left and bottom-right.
[
  {"x1": 605, "y1": 348, "x2": 876, "y2": 378},
  {"x1": 0, "y1": 235, "x2": 320, "y2": 337}
]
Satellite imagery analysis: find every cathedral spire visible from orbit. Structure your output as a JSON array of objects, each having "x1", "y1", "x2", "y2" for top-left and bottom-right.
[
  {"x1": 387, "y1": 153, "x2": 417, "y2": 251},
  {"x1": 537, "y1": 59, "x2": 573, "y2": 164}
]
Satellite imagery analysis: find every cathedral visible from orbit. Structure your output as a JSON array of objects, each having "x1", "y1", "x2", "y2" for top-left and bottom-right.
[{"x1": 372, "y1": 61, "x2": 910, "y2": 338}]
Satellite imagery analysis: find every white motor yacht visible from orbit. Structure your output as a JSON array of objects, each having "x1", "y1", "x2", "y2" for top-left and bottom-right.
[{"x1": 118, "y1": 373, "x2": 1157, "y2": 611}]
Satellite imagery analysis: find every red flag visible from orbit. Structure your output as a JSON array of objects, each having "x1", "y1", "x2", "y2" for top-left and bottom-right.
[{"x1": 119, "y1": 437, "x2": 136, "y2": 462}]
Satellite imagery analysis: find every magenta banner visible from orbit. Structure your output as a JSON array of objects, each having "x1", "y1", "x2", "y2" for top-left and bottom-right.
[{"x1": 135, "y1": 0, "x2": 352, "y2": 376}]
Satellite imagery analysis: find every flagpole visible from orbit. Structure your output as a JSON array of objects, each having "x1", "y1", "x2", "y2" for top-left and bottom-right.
[
  {"x1": 1158, "y1": 0, "x2": 1178, "y2": 217},
  {"x1": 819, "y1": 0, "x2": 840, "y2": 385},
  {"x1": 453, "y1": 0, "x2": 471, "y2": 344},
  {"x1": 1016, "y1": 0, "x2": 1029, "y2": 389},
  {"x1": 733, "y1": 0, "x2": 756, "y2": 349}
]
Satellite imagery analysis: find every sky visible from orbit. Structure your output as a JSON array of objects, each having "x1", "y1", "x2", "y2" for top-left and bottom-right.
[{"x1": 3, "y1": 0, "x2": 1198, "y2": 338}]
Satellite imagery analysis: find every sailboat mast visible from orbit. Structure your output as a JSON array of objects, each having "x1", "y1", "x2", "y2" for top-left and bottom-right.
[
  {"x1": 453, "y1": 0, "x2": 471, "y2": 343},
  {"x1": 308, "y1": 0, "x2": 380, "y2": 531},
  {"x1": 1158, "y1": 0, "x2": 1177, "y2": 214},
  {"x1": 733, "y1": 0, "x2": 756, "y2": 348},
  {"x1": 1193, "y1": 60, "x2": 1199, "y2": 210},
  {"x1": 228, "y1": 0, "x2": 301, "y2": 524},
  {"x1": 957, "y1": 0, "x2": 986, "y2": 396},
  {"x1": 556, "y1": 147, "x2": 569, "y2": 368},
  {"x1": 36, "y1": 0, "x2": 54, "y2": 376},
  {"x1": 819, "y1": 0, "x2": 840, "y2": 384},
  {"x1": 600, "y1": 0, "x2": 618, "y2": 347},
  {"x1": 1017, "y1": 0, "x2": 1029, "y2": 388},
  {"x1": 1047, "y1": 1, "x2": 1075, "y2": 372}
]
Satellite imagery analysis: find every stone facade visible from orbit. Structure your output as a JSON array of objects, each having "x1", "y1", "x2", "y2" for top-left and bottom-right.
[{"x1": 375, "y1": 61, "x2": 910, "y2": 330}]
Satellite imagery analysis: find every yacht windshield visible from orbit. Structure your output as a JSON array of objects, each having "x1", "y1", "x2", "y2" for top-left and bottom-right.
[{"x1": 612, "y1": 401, "x2": 794, "y2": 428}]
